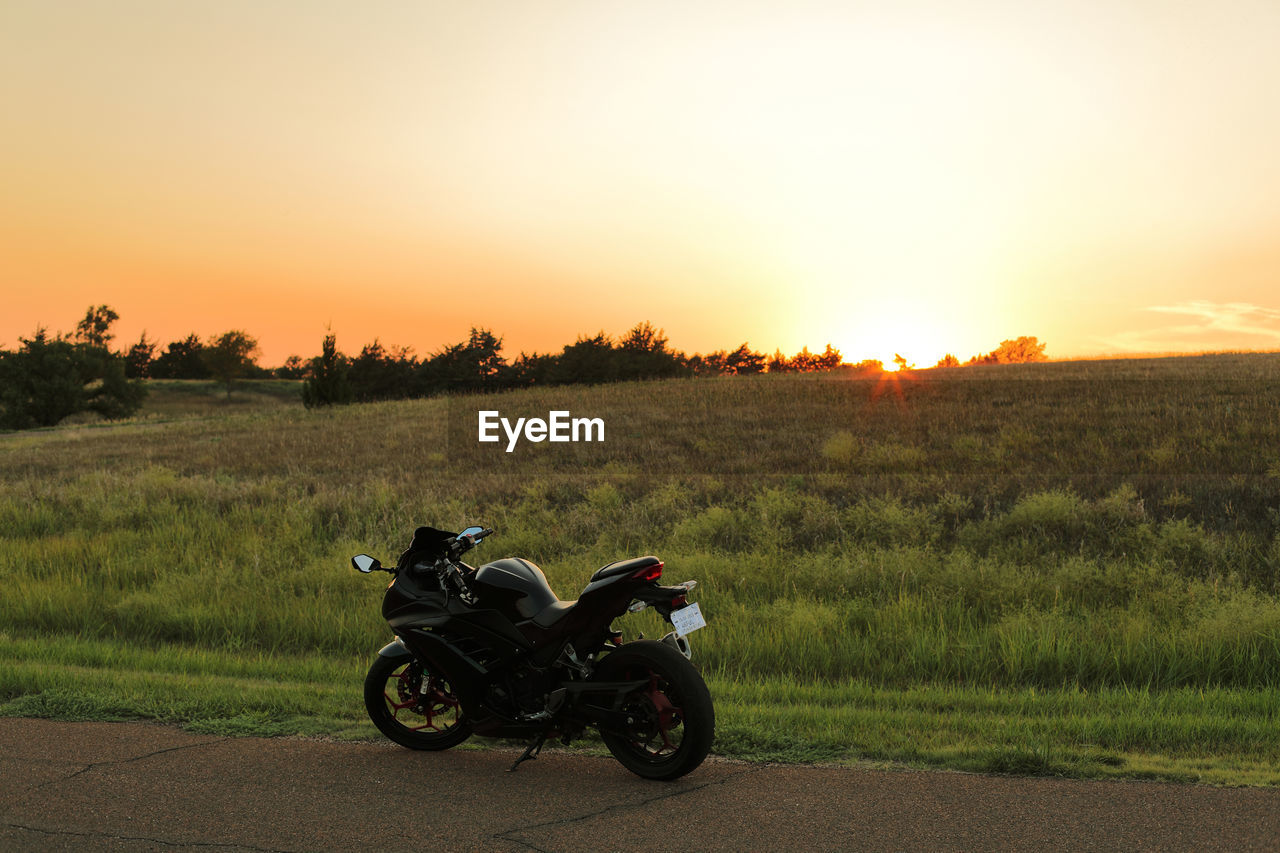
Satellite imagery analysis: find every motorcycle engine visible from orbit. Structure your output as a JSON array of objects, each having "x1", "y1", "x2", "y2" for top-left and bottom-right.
[{"x1": 487, "y1": 662, "x2": 555, "y2": 717}]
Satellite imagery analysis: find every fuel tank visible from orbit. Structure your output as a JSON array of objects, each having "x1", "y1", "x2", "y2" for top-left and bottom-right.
[{"x1": 472, "y1": 557, "x2": 559, "y2": 623}]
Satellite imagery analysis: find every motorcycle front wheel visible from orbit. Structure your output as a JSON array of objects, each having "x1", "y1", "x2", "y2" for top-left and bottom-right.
[
  {"x1": 363, "y1": 654, "x2": 473, "y2": 750},
  {"x1": 594, "y1": 640, "x2": 714, "y2": 780}
]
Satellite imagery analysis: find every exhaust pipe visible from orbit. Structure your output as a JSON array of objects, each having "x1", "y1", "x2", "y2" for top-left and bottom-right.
[{"x1": 660, "y1": 631, "x2": 692, "y2": 659}]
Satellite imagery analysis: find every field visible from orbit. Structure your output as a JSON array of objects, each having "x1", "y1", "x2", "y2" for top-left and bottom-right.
[{"x1": 3, "y1": 353, "x2": 1280, "y2": 784}]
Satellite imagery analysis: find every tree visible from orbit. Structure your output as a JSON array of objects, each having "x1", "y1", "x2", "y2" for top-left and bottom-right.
[
  {"x1": 151, "y1": 334, "x2": 209, "y2": 379},
  {"x1": 616, "y1": 322, "x2": 686, "y2": 380},
  {"x1": 991, "y1": 336, "x2": 1048, "y2": 363},
  {"x1": 723, "y1": 343, "x2": 765, "y2": 375},
  {"x1": 549, "y1": 332, "x2": 618, "y2": 385},
  {"x1": 767, "y1": 349, "x2": 793, "y2": 373},
  {"x1": 687, "y1": 351, "x2": 727, "y2": 376},
  {"x1": 0, "y1": 330, "x2": 86, "y2": 428},
  {"x1": 125, "y1": 332, "x2": 156, "y2": 378},
  {"x1": 972, "y1": 336, "x2": 1048, "y2": 365},
  {"x1": 892, "y1": 353, "x2": 913, "y2": 371},
  {"x1": 302, "y1": 334, "x2": 352, "y2": 408},
  {"x1": 790, "y1": 347, "x2": 817, "y2": 372},
  {"x1": 846, "y1": 358, "x2": 885, "y2": 375},
  {"x1": 74, "y1": 305, "x2": 119, "y2": 348},
  {"x1": 202, "y1": 330, "x2": 260, "y2": 397},
  {"x1": 465, "y1": 328, "x2": 507, "y2": 382},
  {"x1": 618, "y1": 321, "x2": 663, "y2": 354},
  {"x1": 0, "y1": 319, "x2": 145, "y2": 430},
  {"x1": 348, "y1": 339, "x2": 417, "y2": 401},
  {"x1": 508, "y1": 351, "x2": 557, "y2": 386},
  {"x1": 814, "y1": 344, "x2": 842, "y2": 371},
  {"x1": 275, "y1": 355, "x2": 306, "y2": 380},
  {"x1": 419, "y1": 327, "x2": 510, "y2": 394},
  {"x1": 935, "y1": 354, "x2": 961, "y2": 368},
  {"x1": 81, "y1": 344, "x2": 148, "y2": 420}
]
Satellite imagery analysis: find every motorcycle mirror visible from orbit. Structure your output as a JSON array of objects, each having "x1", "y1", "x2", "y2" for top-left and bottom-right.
[
  {"x1": 459, "y1": 526, "x2": 485, "y2": 538},
  {"x1": 352, "y1": 554, "x2": 381, "y2": 573}
]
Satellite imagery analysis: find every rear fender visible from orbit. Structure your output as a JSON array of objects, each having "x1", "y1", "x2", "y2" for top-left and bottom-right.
[{"x1": 631, "y1": 584, "x2": 694, "y2": 620}]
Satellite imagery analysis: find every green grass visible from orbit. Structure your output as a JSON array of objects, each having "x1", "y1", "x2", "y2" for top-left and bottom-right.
[
  {"x1": 3, "y1": 353, "x2": 1280, "y2": 783},
  {"x1": 137, "y1": 378, "x2": 303, "y2": 419},
  {"x1": 5, "y1": 634, "x2": 1277, "y2": 785}
]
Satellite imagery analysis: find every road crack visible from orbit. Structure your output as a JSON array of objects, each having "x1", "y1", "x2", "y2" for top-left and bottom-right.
[
  {"x1": 3, "y1": 821, "x2": 291, "y2": 851},
  {"x1": 494, "y1": 763, "x2": 766, "y2": 850},
  {"x1": 28, "y1": 737, "x2": 229, "y2": 793}
]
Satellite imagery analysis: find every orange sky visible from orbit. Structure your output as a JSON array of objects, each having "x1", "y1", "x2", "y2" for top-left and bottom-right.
[{"x1": 3, "y1": 1, "x2": 1280, "y2": 367}]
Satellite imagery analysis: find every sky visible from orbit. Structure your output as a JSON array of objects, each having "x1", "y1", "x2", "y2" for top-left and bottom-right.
[{"x1": 3, "y1": 0, "x2": 1279, "y2": 368}]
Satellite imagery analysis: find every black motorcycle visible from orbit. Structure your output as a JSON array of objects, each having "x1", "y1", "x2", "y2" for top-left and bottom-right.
[{"x1": 351, "y1": 525, "x2": 713, "y2": 780}]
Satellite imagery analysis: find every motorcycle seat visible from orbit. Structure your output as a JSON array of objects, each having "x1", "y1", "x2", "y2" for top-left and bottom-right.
[
  {"x1": 531, "y1": 599, "x2": 578, "y2": 629},
  {"x1": 590, "y1": 555, "x2": 660, "y2": 583}
]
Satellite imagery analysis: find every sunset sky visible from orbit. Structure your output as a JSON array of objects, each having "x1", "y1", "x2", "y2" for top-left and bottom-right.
[{"x1": 3, "y1": 1, "x2": 1279, "y2": 367}]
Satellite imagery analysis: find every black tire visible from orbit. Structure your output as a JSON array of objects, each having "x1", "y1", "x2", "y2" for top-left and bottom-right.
[
  {"x1": 364, "y1": 654, "x2": 473, "y2": 751},
  {"x1": 594, "y1": 640, "x2": 714, "y2": 780}
]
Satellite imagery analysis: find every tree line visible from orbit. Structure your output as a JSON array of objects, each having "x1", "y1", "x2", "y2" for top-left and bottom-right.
[
  {"x1": 0, "y1": 306, "x2": 263, "y2": 429},
  {"x1": 302, "y1": 324, "x2": 856, "y2": 406},
  {"x1": 1, "y1": 305, "x2": 1048, "y2": 425},
  {"x1": 301, "y1": 327, "x2": 1047, "y2": 407}
]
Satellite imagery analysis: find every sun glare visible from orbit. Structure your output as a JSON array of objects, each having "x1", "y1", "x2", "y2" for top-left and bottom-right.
[
  {"x1": 839, "y1": 320, "x2": 948, "y2": 372},
  {"x1": 811, "y1": 281, "x2": 971, "y2": 375}
]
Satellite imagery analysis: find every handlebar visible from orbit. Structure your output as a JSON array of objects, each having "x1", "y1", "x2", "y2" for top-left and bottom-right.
[{"x1": 450, "y1": 527, "x2": 495, "y2": 558}]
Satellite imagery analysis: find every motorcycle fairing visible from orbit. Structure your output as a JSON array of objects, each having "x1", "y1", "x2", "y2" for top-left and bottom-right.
[
  {"x1": 472, "y1": 558, "x2": 559, "y2": 620},
  {"x1": 396, "y1": 526, "x2": 458, "y2": 569}
]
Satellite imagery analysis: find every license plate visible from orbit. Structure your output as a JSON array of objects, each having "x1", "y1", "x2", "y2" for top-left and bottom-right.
[{"x1": 670, "y1": 602, "x2": 707, "y2": 637}]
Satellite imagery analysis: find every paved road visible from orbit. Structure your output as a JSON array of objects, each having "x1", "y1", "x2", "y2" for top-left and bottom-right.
[{"x1": 2, "y1": 718, "x2": 1277, "y2": 851}]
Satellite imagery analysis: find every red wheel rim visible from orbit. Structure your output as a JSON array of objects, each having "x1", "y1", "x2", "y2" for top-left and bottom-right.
[
  {"x1": 622, "y1": 668, "x2": 684, "y2": 757},
  {"x1": 383, "y1": 663, "x2": 462, "y2": 733}
]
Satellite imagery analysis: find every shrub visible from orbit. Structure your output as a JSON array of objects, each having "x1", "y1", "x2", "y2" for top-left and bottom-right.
[
  {"x1": 841, "y1": 498, "x2": 941, "y2": 549},
  {"x1": 820, "y1": 430, "x2": 859, "y2": 464},
  {"x1": 672, "y1": 506, "x2": 753, "y2": 552},
  {"x1": 749, "y1": 489, "x2": 841, "y2": 551}
]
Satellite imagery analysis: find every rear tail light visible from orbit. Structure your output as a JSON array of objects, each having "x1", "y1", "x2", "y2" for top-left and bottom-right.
[{"x1": 632, "y1": 561, "x2": 664, "y2": 582}]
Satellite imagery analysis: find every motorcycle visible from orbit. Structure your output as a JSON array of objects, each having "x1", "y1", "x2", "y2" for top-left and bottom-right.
[{"x1": 351, "y1": 524, "x2": 714, "y2": 780}]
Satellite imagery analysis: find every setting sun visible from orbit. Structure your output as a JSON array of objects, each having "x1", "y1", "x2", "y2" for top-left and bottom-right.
[{"x1": 830, "y1": 302, "x2": 954, "y2": 371}]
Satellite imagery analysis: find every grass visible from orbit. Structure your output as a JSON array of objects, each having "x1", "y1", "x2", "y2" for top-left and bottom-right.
[
  {"x1": 5, "y1": 634, "x2": 1277, "y2": 786},
  {"x1": 3, "y1": 353, "x2": 1280, "y2": 784}
]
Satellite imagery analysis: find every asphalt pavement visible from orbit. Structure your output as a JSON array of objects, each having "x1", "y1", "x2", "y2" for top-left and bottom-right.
[{"x1": 2, "y1": 718, "x2": 1277, "y2": 851}]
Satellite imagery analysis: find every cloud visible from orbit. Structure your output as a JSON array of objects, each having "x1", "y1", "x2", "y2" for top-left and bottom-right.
[
  {"x1": 1147, "y1": 301, "x2": 1280, "y2": 337},
  {"x1": 1097, "y1": 300, "x2": 1280, "y2": 354}
]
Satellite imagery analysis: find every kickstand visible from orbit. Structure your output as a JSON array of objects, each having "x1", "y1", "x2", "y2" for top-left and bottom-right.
[{"x1": 507, "y1": 732, "x2": 547, "y2": 772}]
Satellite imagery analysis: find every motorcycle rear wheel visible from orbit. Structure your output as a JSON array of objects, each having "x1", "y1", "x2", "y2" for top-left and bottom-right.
[
  {"x1": 364, "y1": 654, "x2": 473, "y2": 750},
  {"x1": 594, "y1": 640, "x2": 714, "y2": 780}
]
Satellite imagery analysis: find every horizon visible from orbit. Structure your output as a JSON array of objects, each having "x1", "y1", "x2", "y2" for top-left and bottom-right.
[
  {"x1": 11, "y1": 303, "x2": 1279, "y2": 372},
  {"x1": 4, "y1": 2, "x2": 1280, "y2": 367}
]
